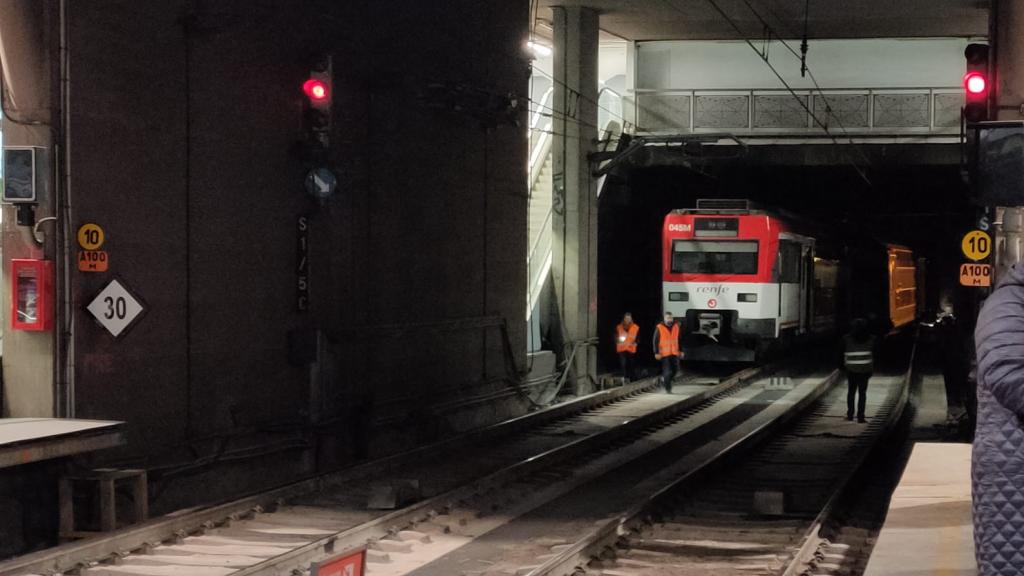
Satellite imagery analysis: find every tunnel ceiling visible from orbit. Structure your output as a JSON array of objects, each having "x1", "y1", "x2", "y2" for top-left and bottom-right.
[{"x1": 537, "y1": 0, "x2": 988, "y2": 40}]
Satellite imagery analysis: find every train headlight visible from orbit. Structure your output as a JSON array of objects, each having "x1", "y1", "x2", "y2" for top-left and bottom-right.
[
  {"x1": 738, "y1": 293, "x2": 758, "y2": 303},
  {"x1": 669, "y1": 292, "x2": 689, "y2": 302}
]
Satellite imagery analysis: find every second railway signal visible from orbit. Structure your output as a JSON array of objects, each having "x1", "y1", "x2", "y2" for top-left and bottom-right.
[{"x1": 963, "y1": 43, "x2": 990, "y2": 123}]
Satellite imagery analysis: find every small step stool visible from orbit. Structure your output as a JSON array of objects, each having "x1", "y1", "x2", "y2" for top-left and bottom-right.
[{"x1": 59, "y1": 468, "x2": 148, "y2": 538}]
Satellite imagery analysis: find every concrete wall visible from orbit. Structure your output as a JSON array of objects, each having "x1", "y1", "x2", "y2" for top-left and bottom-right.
[
  {"x1": 636, "y1": 38, "x2": 973, "y2": 90},
  {"x1": 64, "y1": 0, "x2": 527, "y2": 509}
]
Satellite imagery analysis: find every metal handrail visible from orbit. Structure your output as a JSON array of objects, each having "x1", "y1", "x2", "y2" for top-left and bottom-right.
[
  {"x1": 527, "y1": 198, "x2": 553, "y2": 271},
  {"x1": 597, "y1": 85, "x2": 624, "y2": 134},
  {"x1": 528, "y1": 129, "x2": 553, "y2": 192},
  {"x1": 526, "y1": 110, "x2": 621, "y2": 320},
  {"x1": 529, "y1": 87, "x2": 554, "y2": 130},
  {"x1": 632, "y1": 86, "x2": 962, "y2": 134},
  {"x1": 529, "y1": 86, "x2": 555, "y2": 158},
  {"x1": 526, "y1": 214, "x2": 553, "y2": 316}
]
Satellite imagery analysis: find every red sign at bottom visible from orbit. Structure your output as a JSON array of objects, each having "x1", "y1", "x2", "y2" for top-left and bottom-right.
[
  {"x1": 960, "y1": 262, "x2": 992, "y2": 287},
  {"x1": 311, "y1": 547, "x2": 366, "y2": 576},
  {"x1": 78, "y1": 250, "x2": 109, "y2": 272}
]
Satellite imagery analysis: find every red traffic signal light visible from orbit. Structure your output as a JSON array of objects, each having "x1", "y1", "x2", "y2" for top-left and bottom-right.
[
  {"x1": 963, "y1": 43, "x2": 990, "y2": 123},
  {"x1": 302, "y1": 55, "x2": 333, "y2": 150},
  {"x1": 303, "y1": 79, "x2": 329, "y2": 102},
  {"x1": 964, "y1": 72, "x2": 987, "y2": 96}
]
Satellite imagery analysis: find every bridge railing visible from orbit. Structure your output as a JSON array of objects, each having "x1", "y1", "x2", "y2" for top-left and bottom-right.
[{"x1": 632, "y1": 87, "x2": 962, "y2": 136}]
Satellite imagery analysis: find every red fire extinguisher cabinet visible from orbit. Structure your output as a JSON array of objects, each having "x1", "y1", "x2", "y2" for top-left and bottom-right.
[{"x1": 11, "y1": 259, "x2": 53, "y2": 331}]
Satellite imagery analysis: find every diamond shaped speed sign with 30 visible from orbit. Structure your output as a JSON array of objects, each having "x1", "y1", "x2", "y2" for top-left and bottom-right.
[{"x1": 87, "y1": 279, "x2": 145, "y2": 337}]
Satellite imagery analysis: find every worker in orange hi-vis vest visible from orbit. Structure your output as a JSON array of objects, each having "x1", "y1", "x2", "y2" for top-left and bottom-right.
[
  {"x1": 615, "y1": 312, "x2": 640, "y2": 382},
  {"x1": 653, "y1": 311, "x2": 685, "y2": 393}
]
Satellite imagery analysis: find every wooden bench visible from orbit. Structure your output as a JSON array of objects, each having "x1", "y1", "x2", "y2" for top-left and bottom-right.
[{"x1": 59, "y1": 468, "x2": 147, "y2": 538}]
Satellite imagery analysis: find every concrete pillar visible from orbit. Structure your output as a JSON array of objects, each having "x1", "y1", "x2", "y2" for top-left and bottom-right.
[
  {"x1": 0, "y1": 0, "x2": 58, "y2": 417},
  {"x1": 551, "y1": 6, "x2": 598, "y2": 395}
]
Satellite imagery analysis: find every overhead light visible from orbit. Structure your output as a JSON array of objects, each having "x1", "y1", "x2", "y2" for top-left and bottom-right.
[{"x1": 528, "y1": 41, "x2": 552, "y2": 57}]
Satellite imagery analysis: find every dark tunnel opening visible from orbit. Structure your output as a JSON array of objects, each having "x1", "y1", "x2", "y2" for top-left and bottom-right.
[{"x1": 596, "y1": 148, "x2": 978, "y2": 373}]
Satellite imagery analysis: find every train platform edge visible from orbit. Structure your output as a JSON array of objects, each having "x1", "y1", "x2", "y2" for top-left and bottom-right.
[
  {"x1": 863, "y1": 442, "x2": 976, "y2": 576},
  {"x1": 0, "y1": 418, "x2": 125, "y2": 469}
]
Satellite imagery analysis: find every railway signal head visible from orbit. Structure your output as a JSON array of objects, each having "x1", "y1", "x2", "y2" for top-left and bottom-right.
[
  {"x1": 965, "y1": 72, "x2": 986, "y2": 96},
  {"x1": 303, "y1": 78, "x2": 329, "y2": 103},
  {"x1": 303, "y1": 54, "x2": 333, "y2": 148},
  {"x1": 963, "y1": 43, "x2": 990, "y2": 123}
]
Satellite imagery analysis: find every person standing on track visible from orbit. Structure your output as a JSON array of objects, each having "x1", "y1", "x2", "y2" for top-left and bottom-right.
[
  {"x1": 973, "y1": 263, "x2": 1024, "y2": 575},
  {"x1": 615, "y1": 313, "x2": 639, "y2": 382},
  {"x1": 654, "y1": 311, "x2": 684, "y2": 393},
  {"x1": 842, "y1": 318, "x2": 875, "y2": 423}
]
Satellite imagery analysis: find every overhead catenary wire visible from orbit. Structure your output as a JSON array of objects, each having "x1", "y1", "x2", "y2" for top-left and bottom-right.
[
  {"x1": 671, "y1": 0, "x2": 871, "y2": 186},
  {"x1": 530, "y1": 64, "x2": 641, "y2": 133},
  {"x1": 698, "y1": 0, "x2": 872, "y2": 185},
  {"x1": 527, "y1": 95, "x2": 623, "y2": 148},
  {"x1": 661, "y1": 0, "x2": 873, "y2": 180},
  {"x1": 734, "y1": 0, "x2": 876, "y2": 172},
  {"x1": 800, "y1": 0, "x2": 810, "y2": 76},
  {"x1": 528, "y1": 96, "x2": 605, "y2": 132}
]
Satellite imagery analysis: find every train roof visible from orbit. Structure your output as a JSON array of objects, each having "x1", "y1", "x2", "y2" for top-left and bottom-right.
[{"x1": 670, "y1": 199, "x2": 769, "y2": 216}]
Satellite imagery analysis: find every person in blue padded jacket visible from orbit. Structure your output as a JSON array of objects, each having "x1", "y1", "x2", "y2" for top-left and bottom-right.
[{"x1": 974, "y1": 262, "x2": 1024, "y2": 575}]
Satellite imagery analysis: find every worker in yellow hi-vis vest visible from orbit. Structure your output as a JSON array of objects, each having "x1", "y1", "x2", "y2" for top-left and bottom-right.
[
  {"x1": 653, "y1": 311, "x2": 685, "y2": 393},
  {"x1": 843, "y1": 318, "x2": 876, "y2": 423}
]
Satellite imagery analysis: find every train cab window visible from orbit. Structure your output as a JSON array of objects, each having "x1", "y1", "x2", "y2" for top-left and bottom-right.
[
  {"x1": 777, "y1": 241, "x2": 802, "y2": 283},
  {"x1": 672, "y1": 240, "x2": 759, "y2": 275}
]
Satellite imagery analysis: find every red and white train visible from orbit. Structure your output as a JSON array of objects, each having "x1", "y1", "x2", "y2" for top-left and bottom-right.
[{"x1": 662, "y1": 199, "x2": 916, "y2": 361}]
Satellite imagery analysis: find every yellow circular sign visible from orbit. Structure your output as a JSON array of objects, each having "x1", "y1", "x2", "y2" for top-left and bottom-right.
[
  {"x1": 962, "y1": 230, "x2": 992, "y2": 261},
  {"x1": 77, "y1": 223, "x2": 105, "y2": 250}
]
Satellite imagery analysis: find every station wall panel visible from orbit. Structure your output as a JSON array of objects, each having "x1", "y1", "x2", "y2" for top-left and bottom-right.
[{"x1": 66, "y1": 0, "x2": 528, "y2": 511}]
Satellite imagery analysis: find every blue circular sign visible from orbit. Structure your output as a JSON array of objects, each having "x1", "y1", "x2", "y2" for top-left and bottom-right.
[{"x1": 305, "y1": 168, "x2": 338, "y2": 200}]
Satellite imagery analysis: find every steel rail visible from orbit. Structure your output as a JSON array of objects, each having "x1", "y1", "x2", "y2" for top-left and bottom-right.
[
  {"x1": 781, "y1": 340, "x2": 916, "y2": 576},
  {"x1": 226, "y1": 365, "x2": 767, "y2": 576},
  {"x1": 0, "y1": 374, "x2": 671, "y2": 576},
  {"x1": 525, "y1": 368, "x2": 842, "y2": 576}
]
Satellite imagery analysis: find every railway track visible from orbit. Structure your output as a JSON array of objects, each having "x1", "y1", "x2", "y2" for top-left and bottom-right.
[
  {"x1": 198, "y1": 362, "x2": 832, "y2": 576},
  {"x1": 2, "y1": 365, "x2": 758, "y2": 576},
  {"x1": 542, "y1": 348, "x2": 913, "y2": 576}
]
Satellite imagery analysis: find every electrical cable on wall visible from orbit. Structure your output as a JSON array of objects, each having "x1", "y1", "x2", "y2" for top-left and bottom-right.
[
  {"x1": 481, "y1": 125, "x2": 490, "y2": 383},
  {"x1": 182, "y1": 5, "x2": 196, "y2": 442}
]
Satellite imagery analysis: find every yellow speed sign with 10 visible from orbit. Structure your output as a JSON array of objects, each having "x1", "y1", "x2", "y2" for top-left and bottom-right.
[
  {"x1": 962, "y1": 230, "x2": 991, "y2": 261},
  {"x1": 78, "y1": 223, "x2": 105, "y2": 250}
]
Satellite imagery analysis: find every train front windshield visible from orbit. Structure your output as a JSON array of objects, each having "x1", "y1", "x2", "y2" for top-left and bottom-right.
[{"x1": 671, "y1": 240, "x2": 759, "y2": 275}]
